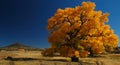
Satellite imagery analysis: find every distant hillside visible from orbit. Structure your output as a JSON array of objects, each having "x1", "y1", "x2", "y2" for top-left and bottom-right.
[{"x1": 0, "y1": 42, "x2": 44, "y2": 51}]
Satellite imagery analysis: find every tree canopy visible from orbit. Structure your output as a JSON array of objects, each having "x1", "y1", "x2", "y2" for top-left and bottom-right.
[{"x1": 44, "y1": 2, "x2": 119, "y2": 57}]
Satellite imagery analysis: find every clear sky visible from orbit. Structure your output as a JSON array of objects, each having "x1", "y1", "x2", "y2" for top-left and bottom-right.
[{"x1": 0, "y1": 0, "x2": 120, "y2": 48}]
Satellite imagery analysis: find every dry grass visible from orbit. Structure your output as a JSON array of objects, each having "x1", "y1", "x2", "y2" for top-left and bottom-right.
[
  {"x1": 0, "y1": 51, "x2": 120, "y2": 65},
  {"x1": 0, "y1": 60, "x2": 79, "y2": 65},
  {"x1": 0, "y1": 51, "x2": 42, "y2": 59},
  {"x1": 78, "y1": 54, "x2": 120, "y2": 65}
]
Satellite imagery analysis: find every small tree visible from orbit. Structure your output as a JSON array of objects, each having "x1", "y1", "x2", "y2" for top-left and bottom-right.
[{"x1": 45, "y1": 2, "x2": 119, "y2": 57}]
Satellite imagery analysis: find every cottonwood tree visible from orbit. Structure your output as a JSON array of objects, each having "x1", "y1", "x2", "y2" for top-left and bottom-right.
[{"x1": 44, "y1": 2, "x2": 119, "y2": 57}]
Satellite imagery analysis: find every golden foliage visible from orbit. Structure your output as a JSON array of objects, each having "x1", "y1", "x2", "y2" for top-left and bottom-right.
[
  {"x1": 79, "y1": 50, "x2": 89, "y2": 58},
  {"x1": 42, "y1": 48, "x2": 55, "y2": 57},
  {"x1": 58, "y1": 45, "x2": 75, "y2": 57},
  {"x1": 45, "y1": 2, "x2": 119, "y2": 57},
  {"x1": 74, "y1": 51, "x2": 80, "y2": 58}
]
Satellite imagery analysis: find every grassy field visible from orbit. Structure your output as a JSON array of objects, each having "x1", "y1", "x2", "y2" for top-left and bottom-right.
[{"x1": 0, "y1": 51, "x2": 120, "y2": 65}]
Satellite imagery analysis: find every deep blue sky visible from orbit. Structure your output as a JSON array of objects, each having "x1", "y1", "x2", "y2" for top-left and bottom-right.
[{"x1": 0, "y1": 0, "x2": 120, "y2": 48}]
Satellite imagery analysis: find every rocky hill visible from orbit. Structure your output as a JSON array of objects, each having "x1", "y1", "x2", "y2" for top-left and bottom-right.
[{"x1": 0, "y1": 42, "x2": 44, "y2": 51}]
